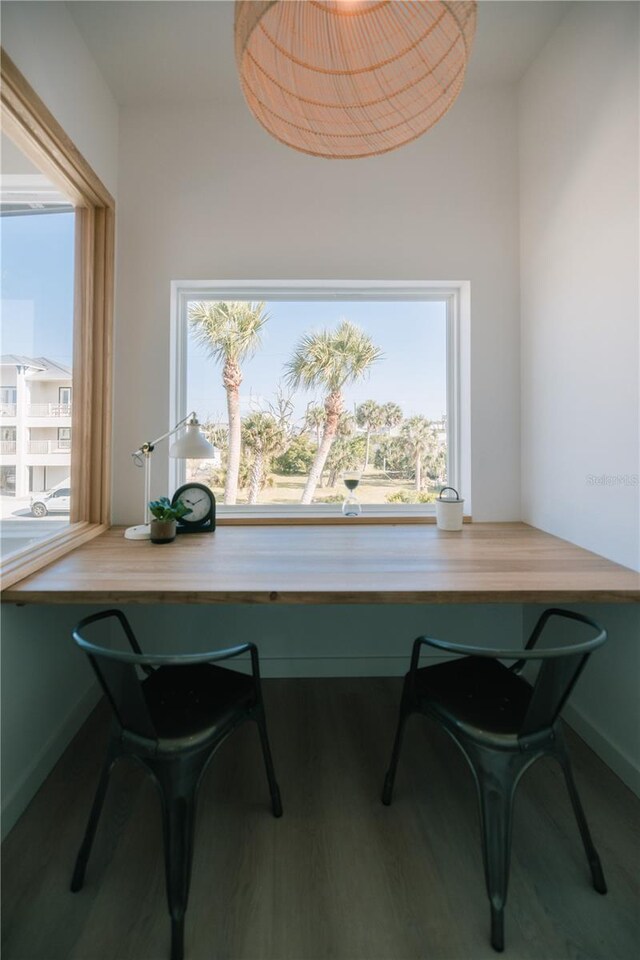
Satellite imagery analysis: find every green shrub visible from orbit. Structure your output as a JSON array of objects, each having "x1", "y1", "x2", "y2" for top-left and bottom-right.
[
  {"x1": 386, "y1": 489, "x2": 437, "y2": 504},
  {"x1": 386, "y1": 489, "x2": 412, "y2": 503},
  {"x1": 273, "y1": 434, "x2": 316, "y2": 475}
]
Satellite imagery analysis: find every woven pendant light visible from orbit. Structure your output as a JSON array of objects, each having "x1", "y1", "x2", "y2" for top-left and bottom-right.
[{"x1": 235, "y1": 0, "x2": 477, "y2": 159}]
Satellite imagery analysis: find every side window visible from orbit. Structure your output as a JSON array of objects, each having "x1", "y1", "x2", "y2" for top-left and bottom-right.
[
  {"x1": 1, "y1": 133, "x2": 75, "y2": 553},
  {"x1": 0, "y1": 54, "x2": 114, "y2": 590}
]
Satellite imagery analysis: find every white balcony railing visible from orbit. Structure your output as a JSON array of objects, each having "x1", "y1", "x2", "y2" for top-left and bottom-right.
[
  {"x1": 0, "y1": 441, "x2": 17, "y2": 455},
  {"x1": 27, "y1": 440, "x2": 71, "y2": 454},
  {"x1": 27, "y1": 403, "x2": 72, "y2": 418},
  {"x1": 0, "y1": 403, "x2": 17, "y2": 417}
]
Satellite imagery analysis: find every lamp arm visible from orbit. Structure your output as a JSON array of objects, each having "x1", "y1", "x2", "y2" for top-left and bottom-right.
[{"x1": 130, "y1": 411, "x2": 198, "y2": 459}]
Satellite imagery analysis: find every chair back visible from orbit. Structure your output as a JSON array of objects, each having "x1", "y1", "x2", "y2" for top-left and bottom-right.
[
  {"x1": 518, "y1": 610, "x2": 606, "y2": 738},
  {"x1": 73, "y1": 610, "x2": 158, "y2": 740}
]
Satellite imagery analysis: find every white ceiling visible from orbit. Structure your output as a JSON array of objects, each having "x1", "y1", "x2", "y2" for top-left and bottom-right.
[{"x1": 66, "y1": 0, "x2": 569, "y2": 108}]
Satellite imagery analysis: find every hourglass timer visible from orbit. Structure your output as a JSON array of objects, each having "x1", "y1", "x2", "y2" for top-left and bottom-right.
[{"x1": 342, "y1": 472, "x2": 362, "y2": 518}]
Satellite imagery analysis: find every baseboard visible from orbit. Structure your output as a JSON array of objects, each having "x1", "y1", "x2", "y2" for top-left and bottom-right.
[
  {"x1": 1, "y1": 682, "x2": 102, "y2": 841},
  {"x1": 563, "y1": 703, "x2": 640, "y2": 798}
]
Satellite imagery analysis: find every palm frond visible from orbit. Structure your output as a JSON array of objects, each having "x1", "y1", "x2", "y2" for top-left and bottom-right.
[
  {"x1": 188, "y1": 300, "x2": 269, "y2": 365},
  {"x1": 242, "y1": 412, "x2": 286, "y2": 454},
  {"x1": 285, "y1": 320, "x2": 382, "y2": 393}
]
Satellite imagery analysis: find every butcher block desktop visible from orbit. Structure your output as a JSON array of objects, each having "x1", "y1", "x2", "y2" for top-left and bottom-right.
[{"x1": 2, "y1": 523, "x2": 638, "y2": 605}]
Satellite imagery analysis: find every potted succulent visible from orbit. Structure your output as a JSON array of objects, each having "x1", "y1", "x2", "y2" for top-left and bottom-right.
[{"x1": 148, "y1": 497, "x2": 191, "y2": 544}]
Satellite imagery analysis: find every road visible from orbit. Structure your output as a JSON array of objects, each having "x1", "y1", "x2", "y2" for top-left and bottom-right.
[{"x1": 1, "y1": 495, "x2": 69, "y2": 563}]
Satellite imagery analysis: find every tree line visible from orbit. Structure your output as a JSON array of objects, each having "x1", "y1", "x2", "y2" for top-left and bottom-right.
[{"x1": 190, "y1": 300, "x2": 445, "y2": 505}]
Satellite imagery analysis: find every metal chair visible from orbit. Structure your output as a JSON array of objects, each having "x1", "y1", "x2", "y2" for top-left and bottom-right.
[
  {"x1": 70, "y1": 609, "x2": 282, "y2": 960},
  {"x1": 382, "y1": 608, "x2": 607, "y2": 952}
]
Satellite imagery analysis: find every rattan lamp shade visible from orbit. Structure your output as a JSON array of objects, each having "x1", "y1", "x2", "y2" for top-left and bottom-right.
[{"x1": 235, "y1": 0, "x2": 477, "y2": 159}]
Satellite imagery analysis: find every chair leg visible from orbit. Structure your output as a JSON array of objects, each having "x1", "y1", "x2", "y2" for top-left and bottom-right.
[
  {"x1": 554, "y1": 728, "x2": 607, "y2": 894},
  {"x1": 472, "y1": 750, "x2": 522, "y2": 953},
  {"x1": 151, "y1": 759, "x2": 201, "y2": 960},
  {"x1": 382, "y1": 679, "x2": 412, "y2": 806},
  {"x1": 255, "y1": 705, "x2": 283, "y2": 818},
  {"x1": 71, "y1": 738, "x2": 118, "y2": 892}
]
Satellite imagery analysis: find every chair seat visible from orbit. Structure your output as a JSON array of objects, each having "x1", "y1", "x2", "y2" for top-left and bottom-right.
[
  {"x1": 414, "y1": 657, "x2": 533, "y2": 743},
  {"x1": 142, "y1": 664, "x2": 256, "y2": 750}
]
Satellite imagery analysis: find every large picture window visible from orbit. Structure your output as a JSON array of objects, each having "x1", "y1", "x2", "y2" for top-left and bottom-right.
[{"x1": 172, "y1": 282, "x2": 467, "y2": 518}]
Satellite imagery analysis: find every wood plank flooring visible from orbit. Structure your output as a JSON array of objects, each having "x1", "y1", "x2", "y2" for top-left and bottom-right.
[{"x1": 2, "y1": 679, "x2": 639, "y2": 960}]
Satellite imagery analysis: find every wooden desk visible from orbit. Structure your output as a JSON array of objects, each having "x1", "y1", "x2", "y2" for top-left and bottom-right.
[{"x1": 2, "y1": 523, "x2": 638, "y2": 605}]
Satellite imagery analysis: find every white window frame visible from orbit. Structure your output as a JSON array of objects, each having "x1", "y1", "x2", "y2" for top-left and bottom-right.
[{"x1": 170, "y1": 280, "x2": 470, "y2": 520}]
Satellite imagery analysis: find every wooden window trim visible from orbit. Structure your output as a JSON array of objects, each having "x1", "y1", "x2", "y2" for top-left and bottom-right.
[{"x1": 0, "y1": 50, "x2": 114, "y2": 590}]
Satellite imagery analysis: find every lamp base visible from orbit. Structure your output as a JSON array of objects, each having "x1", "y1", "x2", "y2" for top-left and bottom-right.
[{"x1": 124, "y1": 523, "x2": 151, "y2": 540}]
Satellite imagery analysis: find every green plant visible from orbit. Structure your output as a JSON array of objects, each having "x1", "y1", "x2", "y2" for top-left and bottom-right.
[
  {"x1": 324, "y1": 435, "x2": 366, "y2": 487},
  {"x1": 148, "y1": 497, "x2": 192, "y2": 522},
  {"x1": 355, "y1": 399, "x2": 384, "y2": 469},
  {"x1": 242, "y1": 412, "x2": 287, "y2": 503},
  {"x1": 386, "y1": 489, "x2": 413, "y2": 503},
  {"x1": 285, "y1": 320, "x2": 382, "y2": 504},
  {"x1": 189, "y1": 300, "x2": 269, "y2": 505},
  {"x1": 273, "y1": 434, "x2": 316, "y2": 475},
  {"x1": 374, "y1": 435, "x2": 413, "y2": 477},
  {"x1": 386, "y1": 489, "x2": 437, "y2": 504}
]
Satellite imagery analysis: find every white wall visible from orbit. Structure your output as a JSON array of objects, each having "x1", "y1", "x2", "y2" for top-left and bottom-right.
[
  {"x1": 0, "y1": 1, "x2": 119, "y2": 837},
  {"x1": 524, "y1": 603, "x2": 640, "y2": 797},
  {"x1": 520, "y1": 0, "x2": 640, "y2": 572},
  {"x1": 519, "y1": 3, "x2": 640, "y2": 795},
  {"x1": 0, "y1": 604, "x2": 104, "y2": 839},
  {"x1": 113, "y1": 85, "x2": 521, "y2": 523},
  {"x1": 1, "y1": 0, "x2": 119, "y2": 195},
  {"x1": 116, "y1": 602, "x2": 523, "y2": 679}
]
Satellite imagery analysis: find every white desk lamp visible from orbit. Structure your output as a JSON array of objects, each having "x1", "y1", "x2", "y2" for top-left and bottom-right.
[{"x1": 124, "y1": 412, "x2": 215, "y2": 540}]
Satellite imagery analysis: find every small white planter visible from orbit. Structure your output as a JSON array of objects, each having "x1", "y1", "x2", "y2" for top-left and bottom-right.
[{"x1": 436, "y1": 487, "x2": 464, "y2": 531}]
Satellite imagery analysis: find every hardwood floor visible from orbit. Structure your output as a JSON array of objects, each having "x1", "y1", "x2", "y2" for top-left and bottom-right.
[{"x1": 2, "y1": 679, "x2": 639, "y2": 960}]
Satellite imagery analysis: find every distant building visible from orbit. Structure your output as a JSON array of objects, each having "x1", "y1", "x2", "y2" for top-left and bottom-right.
[{"x1": 0, "y1": 355, "x2": 72, "y2": 497}]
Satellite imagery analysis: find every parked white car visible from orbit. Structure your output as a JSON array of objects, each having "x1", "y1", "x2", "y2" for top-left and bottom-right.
[{"x1": 30, "y1": 481, "x2": 71, "y2": 517}]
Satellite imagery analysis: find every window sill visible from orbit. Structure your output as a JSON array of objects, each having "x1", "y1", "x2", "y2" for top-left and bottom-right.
[
  {"x1": 0, "y1": 522, "x2": 108, "y2": 592},
  {"x1": 217, "y1": 511, "x2": 472, "y2": 525}
]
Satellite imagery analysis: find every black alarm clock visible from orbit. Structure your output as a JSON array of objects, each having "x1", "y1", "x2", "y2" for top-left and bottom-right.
[{"x1": 171, "y1": 483, "x2": 216, "y2": 533}]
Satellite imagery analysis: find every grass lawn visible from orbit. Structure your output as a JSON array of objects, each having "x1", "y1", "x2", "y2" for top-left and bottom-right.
[{"x1": 189, "y1": 466, "x2": 431, "y2": 505}]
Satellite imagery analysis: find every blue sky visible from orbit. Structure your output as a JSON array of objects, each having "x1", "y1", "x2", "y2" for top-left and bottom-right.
[
  {"x1": 188, "y1": 299, "x2": 447, "y2": 427},
  {"x1": 1, "y1": 212, "x2": 75, "y2": 366},
  {"x1": 0, "y1": 215, "x2": 447, "y2": 427}
]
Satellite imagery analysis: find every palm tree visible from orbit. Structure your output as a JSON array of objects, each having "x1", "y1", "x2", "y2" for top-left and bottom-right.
[
  {"x1": 189, "y1": 300, "x2": 268, "y2": 505},
  {"x1": 304, "y1": 403, "x2": 326, "y2": 446},
  {"x1": 285, "y1": 320, "x2": 382, "y2": 504},
  {"x1": 242, "y1": 412, "x2": 286, "y2": 504},
  {"x1": 322, "y1": 411, "x2": 357, "y2": 486},
  {"x1": 381, "y1": 401, "x2": 403, "y2": 434},
  {"x1": 402, "y1": 416, "x2": 435, "y2": 491},
  {"x1": 356, "y1": 400, "x2": 383, "y2": 470},
  {"x1": 325, "y1": 435, "x2": 366, "y2": 488}
]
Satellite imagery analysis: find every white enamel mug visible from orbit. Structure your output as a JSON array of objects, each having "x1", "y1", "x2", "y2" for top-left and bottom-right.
[{"x1": 435, "y1": 487, "x2": 464, "y2": 531}]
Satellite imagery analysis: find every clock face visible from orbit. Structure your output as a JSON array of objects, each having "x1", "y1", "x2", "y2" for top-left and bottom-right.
[
  {"x1": 172, "y1": 484, "x2": 215, "y2": 526},
  {"x1": 180, "y1": 489, "x2": 210, "y2": 522}
]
